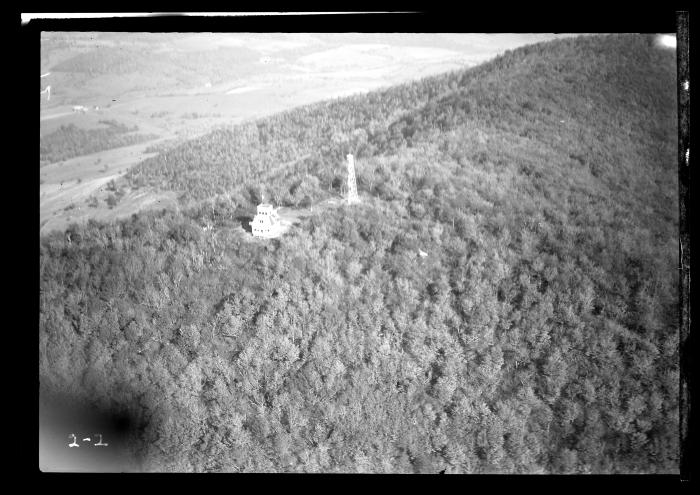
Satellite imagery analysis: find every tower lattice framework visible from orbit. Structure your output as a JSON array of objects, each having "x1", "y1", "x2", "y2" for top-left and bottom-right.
[{"x1": 346, "y1": 153, "x2": 359, "y2": 204}]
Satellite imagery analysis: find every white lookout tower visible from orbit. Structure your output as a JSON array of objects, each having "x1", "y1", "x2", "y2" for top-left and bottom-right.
[
  {"x1": 346, "y1": 153, "x2": 359, "y2": 204},
  {"x1": 250, "y1": 200, "x2": 283, "y2": 238}
]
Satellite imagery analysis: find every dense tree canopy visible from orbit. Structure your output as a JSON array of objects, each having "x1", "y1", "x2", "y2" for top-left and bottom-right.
[{"x1": 40, "y1": 34, "x2": 678, "y2": 473}]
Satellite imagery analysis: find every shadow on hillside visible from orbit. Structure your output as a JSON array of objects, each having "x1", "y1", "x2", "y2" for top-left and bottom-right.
[{"x1": 236, "y1": 215, "x2": 253, "y2": 233}]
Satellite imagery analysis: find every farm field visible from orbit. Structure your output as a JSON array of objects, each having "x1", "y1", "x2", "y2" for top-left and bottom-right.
[{"x1": 39, "y1": 135, "x2": 179, "y2": 235}]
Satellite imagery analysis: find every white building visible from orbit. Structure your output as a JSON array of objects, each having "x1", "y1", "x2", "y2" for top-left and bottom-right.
[{"x1": 249, "y1": 203, "x2": 283, "y2": 238}]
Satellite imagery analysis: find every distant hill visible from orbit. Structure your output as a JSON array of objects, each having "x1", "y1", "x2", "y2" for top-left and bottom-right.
[{"x1": 40, "y1": 34, "x2": 678, "y2": 473}]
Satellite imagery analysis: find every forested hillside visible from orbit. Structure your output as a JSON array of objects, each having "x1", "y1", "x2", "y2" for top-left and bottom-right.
[{"x1": 39, "y1": 34, "x2": 679, "y2": 473}]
